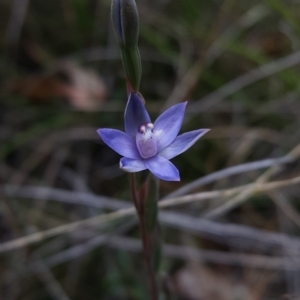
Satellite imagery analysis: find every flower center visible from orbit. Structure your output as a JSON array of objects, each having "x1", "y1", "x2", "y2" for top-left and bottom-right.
[{"x1": 136, "y1": 123, "x2": 157, "y2": 159}]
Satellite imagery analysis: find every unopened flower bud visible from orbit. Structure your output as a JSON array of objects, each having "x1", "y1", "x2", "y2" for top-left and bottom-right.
[
  {"x1": 120, "y1": 45, "x2": 141, "y2": 91},
  {"x1": 111, "y1": 0, "x2": 139, "y2": 47},
  {"x1": 111, "y1": 0, "x2": 141, "y2": 91}
]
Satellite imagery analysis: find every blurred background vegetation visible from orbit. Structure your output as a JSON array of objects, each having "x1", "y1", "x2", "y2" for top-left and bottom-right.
[{"x1": 1, "y1": 0, "x2": 300, "y2": 299}]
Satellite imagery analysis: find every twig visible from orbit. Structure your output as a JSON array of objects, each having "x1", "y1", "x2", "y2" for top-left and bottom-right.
[
  {"x1": 6, "y1": 127, "x2": 98, "y2": 186},
  {"x1": 204, "y1": 4, "x2": 270, "y2": 65},
  {"x1": 30, "y1": 256, "x2": 71, "y2": 300},
  {"x1": 0, "y1": 207, "x2": 134, "y2": 253},
  {"x1": 161, "y1": 59, "x2": 204, "y2": 110},
  {"x1": 203, "y1": 144, "x2": 300, "y2": 219},
  {"x1": 5, "y1": 150, "x2": 293, "y2": 205},
  {"x1": 159, "y1": 210, "x2": 300, "y2": 253},
  {"x1": 187, "y1": 50, "x2": 300, "y2": 114},
  {"x1": 270, "y1": 192, "x2": 300, "y2": 230},
  {"x1": 273, "y1": 192, "x2": 300, "y2": 295},
  {"x1": 3, "y1": 184, "x2": 130, "y2": 210},
  {"x1": 161, "y1": 4, "x2": 269, "y2": 110},
  {"x1": 1, "y1": 174, "x2": 300, "y2": 253},
  {"x1": 107, "y1": 236, "x2": 300, "y2": 271},
  {"x1": 164, "y1": 155, "x2": 292, "y2": 199},
  {"x1": 41, "y1": 220, "x2": 136, "y2": 269},
  {"x1": 4, "y1": 0, "x2": 30, "y2": 47},
  {"x1": 159, "y1": 175, "x2": 300, "y2": 208},
  {"x1": 42, "y1": 235, "x2": 300, "y2": 271}
]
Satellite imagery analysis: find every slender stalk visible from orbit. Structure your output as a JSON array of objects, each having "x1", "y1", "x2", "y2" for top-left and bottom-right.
[
  {"x1": 126, "y1": 77, "x2": 133, "y2": 95},
  {"x1": 140, "y1": 213, "x2": 158, "y2": 300},
  {"x1": 129, "y1": 173, "x2": 158, "y2": 300},
  {"x1": 129, "y1": 173, "x2": 139, "y2": 211}
]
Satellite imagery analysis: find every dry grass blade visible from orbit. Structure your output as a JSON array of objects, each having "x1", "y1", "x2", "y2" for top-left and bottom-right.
[
  {"x1": 31, "y1": 256, "x2": 71, "y2": 300},
  {"x1": 5, "y1": 0, "x2": 30, "y2": 47},
  {"x1": 165, "y1": 154, "x2": 292, "y2": 199},
  {"x1": 0, "y1": 207, "x2": 134, "y2": 253},
  {"x1": 162, "y1": 3, "x2": 269, "y2": 109},
  {"x1": 270, "y1": 192, "x2": 300, "y2": 229},
  {"x1": 203, "y1": 144, "x2": 300, "y2": 219},
  {"x1": 108, "y1": 236, "x2": 300, "y2": 270},
  {"x1": 1, "y1": 175, "x2": 300, "y2": 253},
  {"x1": 188, "y1": 50, "x2": 300, "y2": 114},
  {"x1": 43, "y1": 235, "x2": 300, "y2": 271}
]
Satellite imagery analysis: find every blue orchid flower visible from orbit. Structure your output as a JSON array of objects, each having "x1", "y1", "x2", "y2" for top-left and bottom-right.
[{"x1": 97, "y1": 92, "x2": 209, "y2": 181}]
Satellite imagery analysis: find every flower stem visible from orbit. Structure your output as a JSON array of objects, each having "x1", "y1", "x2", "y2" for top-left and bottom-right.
[{"x1": 129, "y1": 173, "x2": 159, "y2": 300}]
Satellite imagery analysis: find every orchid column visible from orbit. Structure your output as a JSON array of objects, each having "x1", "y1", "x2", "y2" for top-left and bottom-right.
[{"x1": 98, "y1": 1, "x2": 209, "y2": 299}]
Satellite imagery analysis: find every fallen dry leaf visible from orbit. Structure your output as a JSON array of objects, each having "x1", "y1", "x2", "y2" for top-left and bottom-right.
[{"x1": 8, "y1": 61, "x2": 107, "y2": 111}]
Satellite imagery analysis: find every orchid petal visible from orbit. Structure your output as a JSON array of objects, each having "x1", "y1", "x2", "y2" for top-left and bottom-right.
[
  {"x1": 124, "y1": 92, "x2": 151, "y2": 137},
  {"x1": 97, "y1": 128, "x2": 140, "y2": 159},
  {"x1": 154, "y1": 102, "x2": 187, "y2": 151},
  {"x1": 159, "y1": 129, "x2": 210, "y2": 160},
  {"x1": 145, "y1": 156, "x2": 180, "y2": 181},
  {"x1": 119, "y1": 157, "x2": 146, "y2": 172}
]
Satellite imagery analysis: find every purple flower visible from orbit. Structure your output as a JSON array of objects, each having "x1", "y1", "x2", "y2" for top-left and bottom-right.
[{"x1": 97, "y1": 92, "x2": 209, "y2": 181}]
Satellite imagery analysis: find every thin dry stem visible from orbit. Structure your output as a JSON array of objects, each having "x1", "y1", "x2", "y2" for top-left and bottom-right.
[
  {"x1": 203, "y1": 144, "x2": 300, "y2": 219},
  {"x1": 1, "y1": 174, "x2": 300, "y2": 253}
]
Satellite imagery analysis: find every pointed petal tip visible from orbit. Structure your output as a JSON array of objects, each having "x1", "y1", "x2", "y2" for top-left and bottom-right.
[
  {"x1": 179, "y1": 101, "x2": 188, "y2": 110},
  {"x1": 159, "y1": 174, "x2": 181, "y2": 182},
  {"x1": 195, "y1": 128, "x2": 211, "y2": 135},
  {"x1": 128, "y1": 91, "x2": 143, "y2": 102},
  {"x1": 201, "y1": 128, "x2": 211, "y2": 135},
  {"x1": 158, "y1": 128, "x2": 210, "y2": 160},
  {"x1": 165, "y1": 101, "x2": 187, "y2": 110},
  {"x1": 176, "y1": 101, "x2": 187, "y2": 108},
  {"x1": 172, "y1": 176, "x2": 181, "y2": 182},
  {"x1": 96, "y1": 128, "x2": 103, "y2": 138}
]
